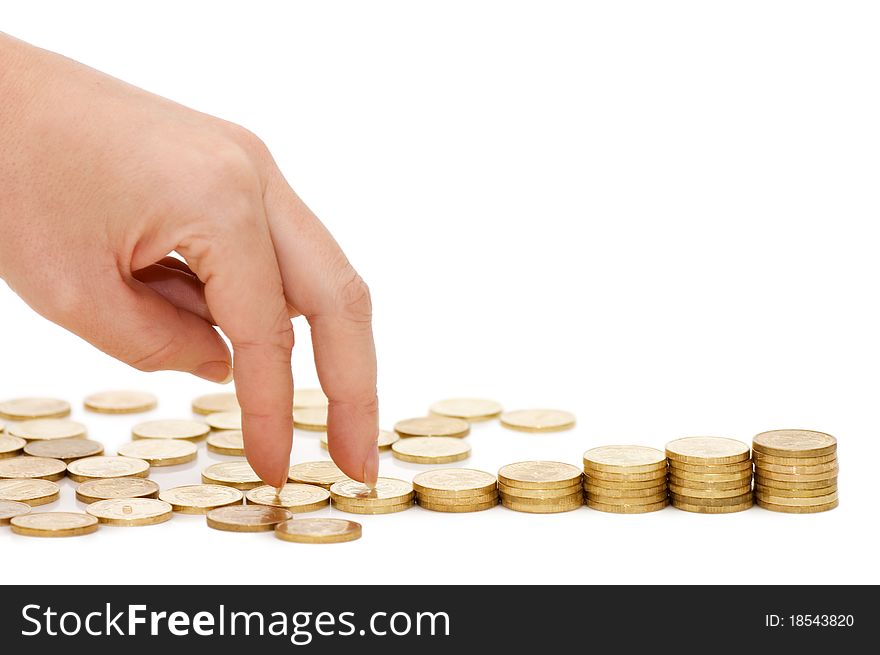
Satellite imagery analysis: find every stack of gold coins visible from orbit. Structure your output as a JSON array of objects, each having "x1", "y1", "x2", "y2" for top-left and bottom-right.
[
  {"x1": 497, "y1": 461, "x2": 583, "y2": 513},
  {"x1": 412, "y1": 468, "x2": 498, "y2": 512},
  {"x1": 753, "y1": 429, "x2": 838, "y2": 513},
  {"x1": 583, "y1": 446, "x2": 668, "y2": 513},
  {"x1": 329, "y1": 478, "x2": 413, "y2": 514},
  {"x1": 666, "y1": 437, "x2": 753, "y2": 513}
]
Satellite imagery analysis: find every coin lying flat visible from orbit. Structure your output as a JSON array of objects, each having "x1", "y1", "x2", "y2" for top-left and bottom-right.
[
  {"x1": 67, "y1": 456, "x2": 150, "y2": 483},
  {"x1": 294, "y1": 388, "x2": 329, "y2": 409},
  {"x1": 667, "y1": 467, "x2": 752, "y2": 483},
  {"x1": 415, "y1": 491, "x2": 499, "y2": 506},
  {"x1": 753, "y1": 451, "x2": 838, "y2": 466},
  {"x1": 670, "y1": 459, "x2": 753, "y2": 474},
  {"x1": 8, "y1": 418, "x2": 87, "y2": 441},
  {"x1": 202, "y1": 461, "x2": 262, "y2": 489},
  {"x1": 498, "y1": 461, "x2": 582, "y2": 489},
  {"x1": 0, "y1": 397, "x2": 71, "y2": 420},
  {"x1": 755, "y1": 468, "x2": 838, "y2": 483},
  {"x1": 86, "y1": 498, "x2": 173, "y2": 526},
  {"x1": 275, "y1": 517, "x2": 361, "y2": 544},
  {"x1": 756, "y1": 460, "x2": 838, "y2": 475},
  {"x1": 0, "y1": 456, "x2": 67, "y2": 481},
  {"x1": 246, "y1": 484, "x2": 331, "y2": 513},
  {"x1": 429, "y1": 398, "x2": 502, "y2": 422},
  {"x1": 0, "y1": 435, "x2": 26, "y2": 459},
  {"x1": 207, "y1": 505, "x2": 292, "y2": 532},
  {"x1": 206, "y1": 430, "x2": 245, "y2": 456},
  {"x1": 192, "y1": 392, "x2": 239, "y2": 415},
  {"x1": 586, "y1": 499, "x2": 668, "y2": 514},
  {"x1": 668, "y1": 483, "x2": 751, "y2": 499},
  {"x1": 391, "y1": 436, "x2": 471, "y2": 464},
  {"x1": 583, "y1": 446, "x2": 666, "y2": 473},
  {"x1": 330, "y1": 478, "x2": 413, "y2": 505},
  {"x1": 501, "y1": 495, "x2": 583, "y2": 513},
  {"x1": 159, "y1": 484, "x2": 243, "y2": 514},
  {"x1": 497, "y1": 482, "x2": 581, "y2": 499},
  {"x1": 755, "y1": 499, "x2": 839, "y2": 513},
  {"x1": 321, "y1": 430, "x2": 399, "y2": 452},
  {"x1": 0, "y1": 479, "x2": 60, "y2": 506},
  {"x1": 665, "y1": 437, "x2": 750, "y2": 464},
  {"x1": 670, "y1": 491, "x2": 753, "y2": 507},
  {"x1": 332, "y1": 500, "x2": 413, "y2": 515},
  {"x1": 84, "y1": 390, "x2": 157, "y2": 414},
  {"x1": 754, "y1": 483, "x2": 836, "y2": 498},
  {"x1": 293, "y1": 407, "x2": 328, "y2": 431},
  {"x1": 667, "y1": 475, "x2": 752, "y2": 490},
  {"x1": 752, "y1": 429, "x2": 837, "y2": 458},
  {"x1": 671, "y1": 498, "x2": 753, "y2": 514},
  {"x1": 75, "y1": 478, "x2": 160, "y2": 504},
  {"x1": 24, "y1": 438, "x2": 104, "y2": 462},
  {"x1": 418, "y1": 498, "x2": 499, "y2": 513},
  {"x1": 117, "y1": 439, "x2": 197, "y2": 466},
  {"x1": 754, "y1": 490, "x2": 838, "y2": 507},
  {"x1": 586, "y1": 490, "x2": 669, "y2": 505},
  {"x1": 499, "y1": 409, "x2": 576, "y2": 433},
  {"x1": 412, "y1": 469, "x2": 498, "y2": 497},
  {"x1": 205, "y1": 411, "x2": 242, "y2": 431},
  {"x1": 754, "y1": 475, "x2": 838, "y2": 490},
  {"x1": 587, "y1": 475, "x2": 671, "y2": 491},
  {"x1": 586, "y1": 468, "x2": 667, "y2": 483},
  {"x1": 585, "y1": 483, "x2": 667, "y2": 498},
  {"x1": 132, "y1": 419, "x2": 210, "y2": 441},
  {"x1": 394, "y1": 416, "x2": 470, "y2": 439},
  {"x1": 0, "y1": 500, "x2": 31, "y2": 525},
  {"x1": 288, "y1": 461, "x2": 349, "y2": 489},
  {"x1": 11, "y1": 512, "x2": 98, "y2": 537}
]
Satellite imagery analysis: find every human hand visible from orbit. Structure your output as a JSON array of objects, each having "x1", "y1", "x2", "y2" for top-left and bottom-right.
[{"x1": 0, "y1": 34, "x2": 379, "y2": 487}]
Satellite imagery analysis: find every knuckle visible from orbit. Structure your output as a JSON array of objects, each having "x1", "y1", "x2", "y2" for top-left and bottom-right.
[
  {"x1": 127, "y1": 333, "x2": 182, "y2": 372},
  {"x1": 336, "y1": 270, "x2": 372, "y2": 323}
]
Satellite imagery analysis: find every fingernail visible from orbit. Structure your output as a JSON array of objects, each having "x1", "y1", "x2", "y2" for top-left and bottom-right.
[
  {"x1": 362, "y1": 444, "x2": 379, "y2": 489},
  {"x1": 193, "y1": 361, "x2": 233, "y2": 384}
]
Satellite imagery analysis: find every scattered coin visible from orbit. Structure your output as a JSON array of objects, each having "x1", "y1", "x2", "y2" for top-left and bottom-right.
[
  {"x1": 499, "y1": 409, "x2": 575, "y2": 432},
  {"x1": 288, "y1": 461, "x2": 350, "y2": 489},
  {"x1": 0, "y1": 434, "x2": 26, "y2": 459},
  {"x1": 132, "y1": 419, "x2": 210, "y2": 441},
  {"x1": 207, "y1": 505, "x2": 292, "y2": 532},
  {"x1": 159, "y1": 484, "x2": 243, "y2": 514},
  {"x1": 0, "y1": 397, "x2": 71, "y2": 420},
  {"x1": 207, "y1": 430, "x2": 245, "y2": 456},
  {"x1": 75, "y1": 478, "x2": 160, "y2": 504},
  {"x1": 0, "y1": 456, "x2": 67, "y2": 481},
  {"x1": 84, "y1": 390, "x2": 157, "y2": 414},
  {"x1": 497, "y1": 461, "x2": 582, "y2": 489},
  {"x1": 391, "y1": 436, "x2": 471, "y2": 464},
  {"x1": 293, "y1": 407, "x2": 328, "y2": 431},
  {"x1": 429, "y1": 398, "x2": 502, "y2": 422},
  {"x1": 8, "y1": 418, "x2": 87, "y2": 441},
  {"x1": 201, "y1": 461, "x2": 262, "y2": 489},
  {"x1": 118, "y1": 439, "x2": 197, "y2": 466},
  {"x1": 192, "y1": 392, "x2": 239, "y2": 415},
  {"x1": 294, "y1": 388, "x2": 329, "y2": 409},
  {"x1": 752, "y1": 429, "x2": 837, "y2": 458},
  {"x1": 24, "y1": 438, "x2": 104, "y2": 462},
  {"x1": 394, "y1": 416, "x2": 470, "y2": 439},
  {"x1": 10, "y1": 512, "x2": 98, "y2": 537},
  {"x1": 86, "y1": 498, "x2": 173, "y2": 526},
  {"x1": 67, "y1": 456, "x2": 150, "y2": 482},
  {"x1": 205, "y1": 411, "x2": 242, "y2": 431},
  {"x1": 246, "y1": 484, "x2": 331, "y2": 513},
  {"x1": 321, "y1": 430, "x2": 398, "y2": 452},
  {"x1": 0, "y1": 500, "x2": 31, "y2": 525},
  {"x1": 275, "y1": 517, "x2": 361, "y2": 544},
  {"x1": 0, "y1": 479, "x2": 60, "y2": 506}
]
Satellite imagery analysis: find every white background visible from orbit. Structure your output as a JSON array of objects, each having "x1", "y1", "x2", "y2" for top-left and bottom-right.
[{"x1": 2, "y1": 1, "x2": 879, "y2": 585}]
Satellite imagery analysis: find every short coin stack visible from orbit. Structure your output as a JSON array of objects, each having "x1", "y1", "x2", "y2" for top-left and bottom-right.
[
  {"x1": 329, "y1": 477, "x2": 413, "y2": 514},
  {"x1": 497, "y1": 461, "x2": 583, "y2": 513},
  {"x1": 753, "y1": 429, "x2": 838, "y2": 513},
  {"x1": 583, "y1": 446, "x2": 668, "y2": 513},
  {"x1": 412, "y1": 468, "x2": 498, "y2": 512},
  {"x1": 666, "y1": 437, "x2": 753, "y2": 513}
]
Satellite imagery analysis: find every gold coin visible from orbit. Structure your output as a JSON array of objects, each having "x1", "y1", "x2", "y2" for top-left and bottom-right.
[
  {"x1": 755, "y1": 459, "x2": 838, "y2": 475},
  {"x1": 24, "y1": 438, "x2": 104, "y2": 462},
  {"x1": 415, "y1": 491, "x2": 498, "y2": 506},
  {"x1": 667, "y1": 475, "x2": 752, "y2": 491},
  {"x1": 321, "y1": 430, "x2": 398, "y2": 452},
  {"x1": 0, "y1": 434, "x2": 26, "y2": 459},
  {"x1": 429, "y1": 398, "x2": 502, "y2": 422},
  {"x1": 500, "y1": 490, "x2": 582, "y2": 505},
  {"x1": 0, "y1": 419, "x2": 4, "y2": 431},
  {"x1": 582, "y1": 446, "x2": 666, "y2": 473},
  {"x1": 752, "y1": 429, "x2": 837, "y2": 458},
  {"x1": 118, "y1": 439, "x2": 197, "y2": 466},
  {"x1": 501, "y1": 495, "x2": 583, "y2": 513},
  {"x1": 755, "y1": 498, "x2": 839, "y2": 513},
  {"x1": 207, "y1": 430, "x2": 245, "y2": 456},
  {"x1": 665, "y1": 437, "x2": 750, "y2": 464},
  {"x1": 753, "y1": 451, "x2": 838, "y2": 466},
  {"x1": 586, "y1": 476, "x2": 669, "y2": 491},
  {"x1": 417, "y1": 498, "x2": 498, "y2": 513},
  {"x1": 86, "y1": 498, "x2": 173, "y2": 526},
  {"x1": 670, "y1": 491, "x2": 753, "y2": 506},
  {"x1": 288, "y1": 461, "x2": 349, "y2": 489},
  {"x1": 0, "y1": 397, "x2": 70, "y2": 420},
  {"x1": 84, "y1": 390, "x2": 157, "y2": 414},
  {"x1": 584, "y1": 483, "x2": 666, "y2": 498},
  {"x1": 753, "y1": 468, "x2": 838, "y2": 483},
  {"x1": 0, "y1": 499, "x2": 31, "y2": 525},
  {"x1": 666, "y1": 467, "x2": 752, "y2": 483},
  {"x1": 754, "y1": 483, "x2": 836, "y2": 498},
  {"x1": 586, "y1": 489, "x2": 668, "y2": 504},
  {"x1": 498, "y1": 461, "x2": 582, "y2": 489},
  {"x1": 754, "y1": 490, "x2": 839, "y2": 506},
  {"x1": 0, "y1": 479, "x2": 60, "y2": 506},
  {"x1": 274, "y1": 517, "x2": 361, "y2": 544},
  {"x1": 669, "y1": 459, "x2": 752, "y2": 474},
  {"x1": 498, "y1": 481, "x2": 581, "y2": 499},
  {"x1": 132, "y1": 419, "x2": 210, "y2": 441},
  {"x1": 294, "y1": 388, "x2": 329, "y2": 409},
  {"x1": 75, "y1": 478, "x2": 160, "y2": 504},
  {"x1": 8, "y1": 418, "x2": 87, "y2": 441},
  {"x1": 246, "y1": 484, "x2": 330, "y2": 513},
  {"x1": 159, "y1": 484, "x2": 243, "y2": 514},
  {"x1": 391, "y1": 436, "x2": 471, "y2": 464},
  {"x1": 192, "y1": 392, "x2": 239, "y2": 415},
  {"x1": 330, "y1": 477, "x2": 413, "y2": 505},
  {"x1": 394, "y1": 416, "x2": 470, "y2": 439},
  {"x1": 586, "y1": 499, "x2": 668, "y2": 514},
  {"x1": 10, "y1": 511, "x2": 98, "y2": 537},
  {"x1": 201, "y1": 461, "x2": 262, "y2": 489},
  {"x1": 205, "y1": 411, "x2": 241, "y2": 431},
  {"x1": 330, "y1": 500, "x2": 413, "y2": 515},
  {"x1": 499, "y1": 409, "x2": 575, "y2": 432},
  {"x1": 584, "y1": 468, "x2": 667, "y2": 483},
  {"x1": 668, "y1": 482, "x2": 751, "y2": 499},
  {"x1": 671, "y1": 498, "x2": 753, "y2": 514},
  {"x1": 412, "y1": 468, "x2": 497, "y2": 497},
  {"x1": 0, "y1": 456, "x2": 67, "y2": 481},
  {"x1": 293, "y1": 407, "x2": 328, "y2": 431},
  {"x1": 67, "y1": 456, "x2": 150, "y2": 483},
  {"x1": 206, "y1": 505, "x2": 292, "y2": 532},
  {"x1": 754, "y1": 475, "x2": 838, "y2": 490}
]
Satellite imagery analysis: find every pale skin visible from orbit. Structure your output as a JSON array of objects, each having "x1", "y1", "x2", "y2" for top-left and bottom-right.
[{"x1": 0, "y1": 34, "x2": 379, "y2": 488}]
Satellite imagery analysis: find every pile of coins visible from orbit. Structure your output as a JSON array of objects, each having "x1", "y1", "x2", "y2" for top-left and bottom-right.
[
  {"x1": 666, "y1": 437, "x2": 753, "y2": 513},
  {"x1": 412, "y1": 468, "x2": 498, "y2": 512},
  {"x1": 329, "y1": 478, "x2": 413, "y2": 514},
  {"x1": 497, "y1": 461, "x2": 583, "y2": 513},
  {"x1": 753, "y1": 429, "x2": 839, "y2": 513},
  {"x1": 583, "y1": 446, "x2": 668, "y2": 513}
]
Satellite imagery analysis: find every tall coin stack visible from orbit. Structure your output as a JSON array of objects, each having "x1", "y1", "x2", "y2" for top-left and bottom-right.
[
  {"x1": 412, "y1": 469, "x2": 498, "y2": 513},
  {"x1": 497, "y1": 461, "x2": 583, "y2": 513},
  {"x1": 582, "y1": 446, "x2": 668, "y2": 513},
  {"x1": 753, "y1": 429, "x2": 838, "y2": 513},
  {"x1": 666, "y1": 437, "x2": 753, "y2": 513}
]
